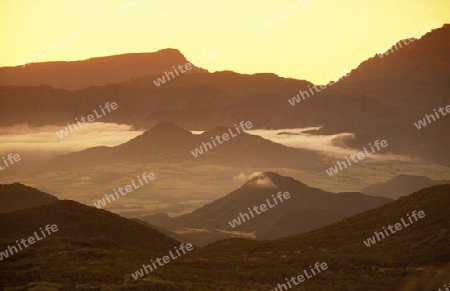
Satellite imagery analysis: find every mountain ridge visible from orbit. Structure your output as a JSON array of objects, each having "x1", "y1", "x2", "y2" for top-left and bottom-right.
[
  {"x1": 44, "y1": 122, "x2": 324, "y2": 171},
  {"x1": 144, "y1": 172, "x2": 392, "y2": 245},
  {"x1": 0, "y1": 198, "x2": 180, "y2": 255},
  {"x1": 361, "y1": 174, "x2": 450, "y2": 199},
  {"x1": 156, "y1": 184, "x2": 450, "y2": 290},
  {"x1": 0, "y1": 183, "x2": 58, "y2": 213},
  {"x1": 0, "y1": 48, "x2": 208, "y2": 90}
]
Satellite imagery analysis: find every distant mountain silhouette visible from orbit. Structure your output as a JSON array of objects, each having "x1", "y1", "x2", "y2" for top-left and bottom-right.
[
  {"x1": 144, "y1": 172, "x2": 392, "y2": 245},
  {"x1": 0, "y1": 25, "x2": 449, "y2": 165},
  {"x1": 0, "y1": 183, "x2": 58, "y2": 213},
  {"x1": 361, "y1": 174, "x2": 450, "y2": 199},
  {"x1": 326, "y1": 24, "x2": 450, "y2": 165},
  {"x1": 0, "y1": 49, "x2": 207, "y2": 90},
  {"x1": 342, "y1": 24, "x2": 450, "y2": 101},
  {"x1": 45, "y1": 122, "x2": 323, "y2": 171},
  {"x1": 0, "y1": 67, "x2": 387, "y2": 130}
]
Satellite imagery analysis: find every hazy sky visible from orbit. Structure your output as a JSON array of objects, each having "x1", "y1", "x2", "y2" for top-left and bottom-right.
[{"x1": 1, "y1": 0, "x2": 449, "y2": 83}]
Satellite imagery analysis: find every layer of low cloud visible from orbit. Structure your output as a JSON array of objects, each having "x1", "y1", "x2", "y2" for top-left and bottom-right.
[
  {"x1": 246, "y1": 128, "x2": 414, "y2": 162},
  {"x1": 233, "y1": 172, "x2": 277, "y2": 188},
  {"x1": 0, "y1": 123, "x2": 143, "y2": 155},
  {"x1": 233, "y1": 171, "x2": 264, "y2": 183}
]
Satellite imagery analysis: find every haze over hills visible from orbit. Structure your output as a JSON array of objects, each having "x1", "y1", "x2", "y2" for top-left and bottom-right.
[
  {"x1": 0, "y1": 48, "x2": 207, "y2": 90},
  {"x1": 1, "y1": 25, "x2": 449, "y2": 165},
  {"x1": 322, "y1": 24, "x2": 450, "y2": 165},
  {"x1": 44, "y1": 122, "x2": 323, "y2": 171},
  {"x1": 361, "y1": 174, "x2": 450, "y2": 199},
  {"x1": 144, "y1": 172, "x2": 392, "y2": 245},
  {"x1": 1, "y1": 0, "x2": 449, "y2": 289},
  {"x1": 0, "y1": 69, "x2": 389, "y2": 130},
  {"x1": 0, "y1": 26, "x2": 448, "y2": 225},
  {"x1": 0, "y1": 183, "x2": 58, "y2": 213},
  {"x1": 0, "y1": 25, "x2": 447, "y2": 126}
]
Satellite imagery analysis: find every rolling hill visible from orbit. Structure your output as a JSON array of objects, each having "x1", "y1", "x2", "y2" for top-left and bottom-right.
[
  {"x1": 156, "y1": 184, "x2": 450, "y2": 290},
  {"x1": 144, "y1": 172, "x2": 392, "y2": 245},
  {"x1": 0, "y1": 198, "x2": 180, "y2": 254},
  {"x1": 362, "y1": 174, "x2": 450, "y2": 199},
  {"x1": 0, "y1": 183, "x2": 58, "y2": 213},
  {"x1": 0, "y1": 189, "x2": 183, "y2": 289},
  {"x1": 44, "y1": 122, "x2": 324, "y2": 171},
  {"x1": 1, "y1": 184, "x2": 448, "y2": 290}
]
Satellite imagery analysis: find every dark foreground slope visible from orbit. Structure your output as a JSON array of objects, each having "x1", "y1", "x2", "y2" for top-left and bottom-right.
[
  {"x1": 1, "y1": 185, "x2": 448, "y2": 290},
  {"x1": 0, "y1": 199, "x2": 181, "y2": 290},
  {"x1": 0, "y1": 183, "x2": 58, "y2": 213},
  {"x1": 157, "y1": 184, "x2": 450, "y2": 290}
]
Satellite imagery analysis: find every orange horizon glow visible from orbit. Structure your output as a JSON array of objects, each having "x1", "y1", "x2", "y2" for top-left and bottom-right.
[{"x1": 0, "y1": 0, "x2": 449, "y2": 84}]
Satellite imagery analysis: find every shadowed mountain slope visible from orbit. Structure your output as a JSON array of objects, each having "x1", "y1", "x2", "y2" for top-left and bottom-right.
[
  {"x1": 320, "y1": 24, "x2": 450, "y2": 165},
  {"x1": 45, "y1": 122, "x2": 324, "y2": 171},
  {"x1": 0, "y1": 183, "x2": 58, "y2": 213},
  {"x1": 145, "y1": 172, "x2": 392, "y2": 244},
  {"x1": 156, "y1": 184, "x2": 450, "y2": 290},
  {"x1": 0, "y1": 184, "x2": 448, "y2": 289},
  {"x1": 0, "y1": 67, "x2": 389, "y2": 131},
  {"x1": 1, "y1": 24, "x2": 449, "y2": 167},
  {"x1": 342, "y1": 24, "x2": 450, "y2": 96},
  {"x1": 0, "y1": 199, "x2": 180, "y2": 254},
  {"x1": 1, "y1": 26, "x2": 448, "y2": 129},
  {"x1": 0, "y1": 27, "x2": 449, "y2": 165},
  {"x1": 362, "y1": 174, "x2": 450, "y2": 199},
  {"x1": 0, "y1": 49, "x2": 207, "y2": 90},
  {"x1": 0, "y1": 190, "x2": 182, "y2": 289}
]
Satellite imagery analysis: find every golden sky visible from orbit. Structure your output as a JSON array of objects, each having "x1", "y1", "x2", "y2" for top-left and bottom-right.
[{"x1": 0, "y1": 0, "x2": 449, "y2": 83}]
